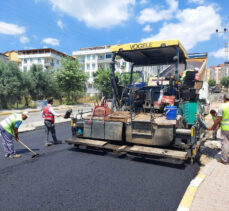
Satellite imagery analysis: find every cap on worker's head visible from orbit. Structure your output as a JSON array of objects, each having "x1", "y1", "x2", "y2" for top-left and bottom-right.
[
  {"x1": 194, "y1": 67, "x2": 200, "y2": 71},
  {"x1": 224, "y1": 93, "x2": 229, "y2": 100},
  {"x1": 22, "y1": 111, "x2": 29, "y2": 117}
]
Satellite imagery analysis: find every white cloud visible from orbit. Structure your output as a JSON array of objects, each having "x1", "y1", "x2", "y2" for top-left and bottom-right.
[
  {"x1": 188, "y1": 0, "x2": 204, "y2": 4},
  {"x1": 142, "y1": 5, "x2": 222, "y2": 50},
  {"x1": 42, "y1": 38, "x2": 60, "y2": 46},
  {"x1": 137, "y1": 0, "x2": 178, "y2": 24},
  {"x1": 0, "y1": 21, "x2": 25, "y2": 35},
  {"x1": 49, "y1": 0, "x2": 135, "y2": 29},
  {"x1": 143, "y1": 25, "x2": 152, "y2": 32},
  {"x1": 57, "y1": 20, "x2": 64, "y2": 29},
  {"x1": 139, "y1": 0, "x2": 149, "y2": 4},
  {"x1": 210, "y1": 48, "x2": 228, "y2": 59},
  {"x1": 20, "y1": 35, "x2": 30, "y2": 44}
]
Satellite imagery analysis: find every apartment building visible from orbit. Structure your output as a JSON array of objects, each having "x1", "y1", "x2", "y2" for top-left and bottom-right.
[
  {"x1": 4, "y1": 50, "x2": 21, "y2": 64},
  {"x1": 209, "y1": 64, "x2": 225, "y2": 84},
  {"x1": 18, "y1": 48, "x2": 68, "y2": 71},
  {"x1": 221, "y1": 62, "x2": 229, "y2": 78},
  {"x1": 72, "y1": 45, "x2": 131, "y2": 96}
]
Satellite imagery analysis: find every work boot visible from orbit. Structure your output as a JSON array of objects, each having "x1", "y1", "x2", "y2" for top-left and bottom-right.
[
  {"x1": 9, "y1": 154, "x2": 21, "y2": 158},
  {"x1": 45, "y1": 142, "x2": 53, "y2": 147},
  {"x1": 53, "y1": 140, "x2": 62, "y2": 145},
  {"x1": 217, "y1": 158, "x2": 228, "y2": 165}
]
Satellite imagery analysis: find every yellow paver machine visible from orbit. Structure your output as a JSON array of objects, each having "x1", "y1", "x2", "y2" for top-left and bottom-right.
[{"x1": 66, "y1": 39, "x2": 209, "y2": 163}]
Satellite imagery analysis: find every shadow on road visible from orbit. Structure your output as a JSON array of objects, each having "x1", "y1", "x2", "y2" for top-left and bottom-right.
[
  {"x1": 130, "y1": 156, "x2": 187, "y2": 169},
  {"x1": 16, "y1": 148, "x2": 40, "y2": 154},
  {"x1": 68, "y1": 147, "x2": 106, "y2": 156},
  {"x1": 68, "y1": 146, "x2": 193, "y2": 169}
]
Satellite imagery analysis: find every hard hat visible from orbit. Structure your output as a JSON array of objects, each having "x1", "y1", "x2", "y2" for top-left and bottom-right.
[
  {"x1": 22, "y1": 111, "x2": 30, "y2": 117},
  {"x1": 194, "y1": 67, "x2": 200, "y2": 71}
]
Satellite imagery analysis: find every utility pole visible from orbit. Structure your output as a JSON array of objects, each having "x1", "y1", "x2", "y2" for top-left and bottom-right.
[{"x1": 216, "y1": 28, "x2": 229, "y2": 78}]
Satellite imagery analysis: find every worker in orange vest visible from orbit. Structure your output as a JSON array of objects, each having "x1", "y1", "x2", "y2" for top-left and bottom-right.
[{"x1": 42, "y1": 98, "x2": 64, "y2": 146}]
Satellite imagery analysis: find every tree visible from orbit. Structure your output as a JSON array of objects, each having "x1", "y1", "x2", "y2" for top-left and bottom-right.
[
  {"x1": 56, "y1": 57, "x2": 88, "y2": 102},
  {"x1": 93, "y1": 67, "x2": 113, "y2": 98},
  {"x1": 21, "y1": 70, "x2": 32, "y2": 107},
  {"x1": 28, "y1": 65, "x2": 48, "y2": 100},
  {"x1": 221, "y1": 76, "x2": 229, "y2": 88},
  {"x1": 45, "y1": 68, "x2": 65, "y2": 104},
  {"x1": 117, "y1": 72, "x2": 141, "y2": 86},
  {"x1": 0, "y1": 60, "x2": 23, "y2": 109},
  {"x1": 208, "y1": 79, "x2": 216, "y2": 87}
]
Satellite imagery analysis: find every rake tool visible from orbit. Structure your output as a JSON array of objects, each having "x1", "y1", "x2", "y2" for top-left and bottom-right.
[{"x1": 17, "y1": 139, "x2": 39, "y2": 158}]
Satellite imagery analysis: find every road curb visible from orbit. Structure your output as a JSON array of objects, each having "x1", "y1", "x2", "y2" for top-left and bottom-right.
[
  {"x1": 0, "y1": 112, "x2": 13, "y2": 116},
  {"x1": 177, "y1": 173, "x2": 206, "y2": 211}
]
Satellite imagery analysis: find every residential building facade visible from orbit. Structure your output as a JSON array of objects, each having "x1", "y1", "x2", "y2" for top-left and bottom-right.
[
  {"x1": 209, "y1": 64, "x2": 228, "y2": 84},
  {"x1": 221, "y1": 62, "x2": 229, "y2": 78},
  {"x1": 72, "y1": 45, "x2": 131, "y2": 96},
  {"x1": 18, "y1": 48, "x2": 67, "y2": 71},
  {"x1": 4, "y1": 50, "x2": 21, "y2": 64}
]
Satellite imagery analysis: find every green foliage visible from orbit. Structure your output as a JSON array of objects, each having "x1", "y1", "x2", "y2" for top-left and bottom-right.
[
  {"x1": 93, "y1": 67, "x2": 112, "y2": 98},
  {"x1": 208, "y1": 79, "x2": 216, "y2": 87},
  {"x1": 220, "y1": 76, "x2": 229, "y2": 88},
  {"x1": 21, "y1": 70, "x2": 32, "y2": 106},
  {"x1": 28, "y1": 64, "x2": 49, "y2": 100},
  {"x1": 0, "y1": 60, "x2": 23, "y2": 109},
  {"x1": 117, "y1": 72, "x2": 141, "y2": 86},
  {"x1": 56, "y1": 57, "x2": 88, "y2": 101}
]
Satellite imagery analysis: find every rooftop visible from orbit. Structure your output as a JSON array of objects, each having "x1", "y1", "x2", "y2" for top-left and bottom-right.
[
  {"x1": 80, "y1": 45, "x2": 111, "y2": 51},
  {"x1": 18, "y1": 48, "x2": 68, "y2": 57}
]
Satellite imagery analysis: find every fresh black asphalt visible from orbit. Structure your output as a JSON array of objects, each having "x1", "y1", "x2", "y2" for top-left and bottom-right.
[{"x1": 0, "y1": 122, "x2": 200, "y2": 211}]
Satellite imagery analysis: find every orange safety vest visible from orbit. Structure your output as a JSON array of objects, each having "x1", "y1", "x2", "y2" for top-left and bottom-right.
[{"x1": 43, "y1": 105, "x2": 55, "y2": 123}]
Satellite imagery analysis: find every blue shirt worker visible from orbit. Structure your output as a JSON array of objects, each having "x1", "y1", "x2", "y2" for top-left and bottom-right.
[
  {"x1": 209, "y1": 93, "x2": 229, "y2": 165},
  {"x1": 0, "y1": 111, "x2": 29, "y2": 158}
]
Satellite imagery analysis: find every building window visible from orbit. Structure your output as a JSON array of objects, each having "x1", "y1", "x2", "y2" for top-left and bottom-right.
[
  {"x1": 106, "y1": 53, "x2": 112, "y2": 59},
  {"x1": 98, "y1": 55, "x2": 105, "y2": 60},
  {"x1": 117, "y1": 62, "x2": 120, "y2": 68},
  {"x1": 87, "y1": 64, "x2": 90, "y2": 70},
  {"x1": 38, "y1": 58, "x2": 41, "y2": 63},
  {"x1": 88, "y1": 83, "x2": 93, "y2": 88},
  {"x1": 24, "y1": 59, "x2": 27, "y2": 64},
  {"x1": 92, "y1": 55, "x2": 96, "y2": 60},
  {"x1": 30, "y1": 58, "x2": 33, "y2": 62},
  {"x1": 78, "y1": 56, "x2": 85, "y2": 63},
  {"x1": 92, "y1": 63, "x2": 96, "y2": 70},
  {"x1": 87, "y1": 55, "x2": 91, "y2": 60}
]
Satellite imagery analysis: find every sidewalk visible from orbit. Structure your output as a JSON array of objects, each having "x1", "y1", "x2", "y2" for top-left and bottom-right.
[
  {"x1": 178, "y1": 99, "x2": 229, "y2": 211},
  {"x1": 178, "y1": 150, "x2": 229, "y2": 211},
  {"x1": 190, "y1": 157, "x2": 229, "y2": 211}
]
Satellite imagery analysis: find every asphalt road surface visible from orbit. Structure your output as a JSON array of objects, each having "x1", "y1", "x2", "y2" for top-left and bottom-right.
[{"x1": 0, "y1": 123, "x2": 200, "y2": 211}]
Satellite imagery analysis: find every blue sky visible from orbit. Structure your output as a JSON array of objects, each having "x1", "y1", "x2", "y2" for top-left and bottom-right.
[{"x1": 0, "y1": 0, "x2": 228, "y2": 67}]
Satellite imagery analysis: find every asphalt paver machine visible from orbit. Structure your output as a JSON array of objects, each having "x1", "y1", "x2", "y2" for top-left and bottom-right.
[{"x1": 66, "y1": 39, "x2": 208, "y2": 163}]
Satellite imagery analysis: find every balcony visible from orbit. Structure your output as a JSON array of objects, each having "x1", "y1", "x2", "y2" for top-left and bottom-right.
[
  {"x1": 97, "y1": 57, "x2": 112, "y2": 64},
  {"x1": 44, "y1": 61, "x2": 54, "y2": 67}
]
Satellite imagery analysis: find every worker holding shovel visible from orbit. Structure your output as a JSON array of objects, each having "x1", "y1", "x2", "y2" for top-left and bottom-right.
[{"x1": 0, "y1": 111, "x2": 29, "y2": 158}]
